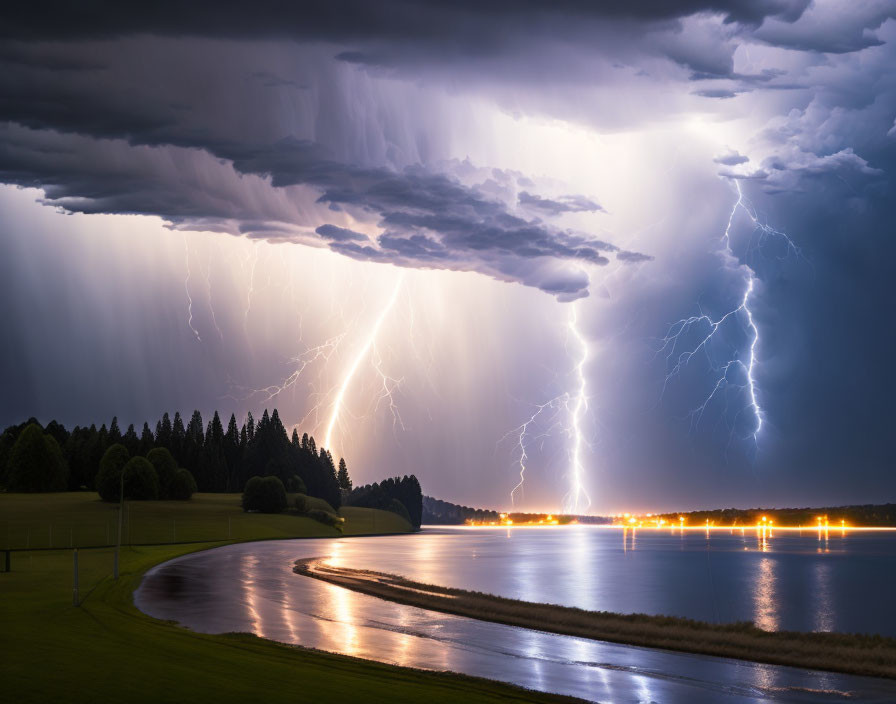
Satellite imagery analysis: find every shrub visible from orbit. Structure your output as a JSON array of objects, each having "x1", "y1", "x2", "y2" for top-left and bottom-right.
[
  {"x1": 146, "y1": 447, "x2": 178, "y2": 498},
  {"x1": 121, "y1": 456, "x2": 159, "y2": 500},
  {"x1": 294, "y1": 494, "x2": 309, "y2": 513},
  {"x1": 306, "y1": 508, "x2": 345, "y2": 532},
  {"x1": 96, "y1": 444, "x2": 130, "y2": 502},
  {"x1": 387, "y1": 498, "x2": 412, "y2": 526},
  {"x1": 242, "y1": 475, "x2": 287, "y2": 513},
  {"x1": 286, "y1": 474, "x2": 307, "y2": 494},
  {"x1": 6, "y1": 424, "x2": 68, "y2": 492},
  {"x1": 169, "y1": 468, "x2": 197, "y2": 500}
]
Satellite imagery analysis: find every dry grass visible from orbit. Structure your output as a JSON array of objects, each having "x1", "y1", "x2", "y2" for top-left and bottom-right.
[{"x1": 295, "y1": 559, "x2": 896, "y2": 679}]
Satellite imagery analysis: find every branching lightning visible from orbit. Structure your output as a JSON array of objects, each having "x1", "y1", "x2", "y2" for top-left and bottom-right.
[
  {"x1": 203, "y1": 256, "x2": 224, "y2": 342},
  {"x1": 501, "y1": 301, "x2": 592, "y2": 513},
  {"x1": 324, "y1": 273, "x2": 405, "y2": 456},
  {"x1": 658, "y1": 180, "x2": 801, "y2": 449},
  {"x1": 182, "y1": 234, "x2": 202, "y2": 343},
  {"x1": 565, "y1": 302, "x2": 591, "y2": 514}
]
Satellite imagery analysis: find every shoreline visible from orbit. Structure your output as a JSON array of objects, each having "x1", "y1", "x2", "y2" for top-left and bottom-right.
[{"x1": 294, "y1": 558, "x2": 896, "y2": 680}]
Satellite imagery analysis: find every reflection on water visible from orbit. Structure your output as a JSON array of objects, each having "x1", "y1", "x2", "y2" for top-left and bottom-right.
[
  {"x1": 753, "y1": 557, "x2": 778, "y2": 631},
  {"x1": 814, "y1": 561, "x2": 834, "y2": 633},
  {"x1": 136, "y1": 529, "x2": 896, "y2": 704}
]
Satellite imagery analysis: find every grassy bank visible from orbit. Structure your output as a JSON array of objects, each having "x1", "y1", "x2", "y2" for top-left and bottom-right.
[
  {"x1": 0, "y1": 492, "x2": 413, "y2": 548},
  {"x1": 0, "y1": 493, "x2": 580, "y2": 704},
  {"x1": 295, "y1": 559, "x2": 896, "y2": 680}
]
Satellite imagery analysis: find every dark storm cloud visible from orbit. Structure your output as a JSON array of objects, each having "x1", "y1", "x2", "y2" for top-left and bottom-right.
[
  {"x1": 0, "y1": 1, "x2": 811, "y2": 42},
  {"x1": 315, "y1": 224, "x2": 369, "y2": 242},
  {"x1": 0, "y1": 124, "x2": 631, "y2": 299},
  {"x1": 518, "y1": 192, "x2": 604, "y2": 215}
]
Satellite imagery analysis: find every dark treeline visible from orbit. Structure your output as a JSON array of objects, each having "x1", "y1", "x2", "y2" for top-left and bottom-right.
[
  {"x1": 346, "y1": 477, "x2": 423, "y2": 528},
  {"x1": 0, "y1": 409, "x2": 348, "y2": 509},
  {"x1": 422, "y1": 496, "x2": 499, "y2": 525},
  {"x1": 655, "y1": 504, "x2": 896, "y2": 527}
]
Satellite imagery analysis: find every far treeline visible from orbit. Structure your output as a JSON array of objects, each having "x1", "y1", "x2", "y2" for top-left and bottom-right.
[
  {"x1": 421, "y1": 496, "x2": 611, "y2": 525},
  {"x1": 656, "y1": 504, "x2": 896, "y2": 527},
  {"x1": 0, "y1": 410, "x2": 424, "y2": 528}
]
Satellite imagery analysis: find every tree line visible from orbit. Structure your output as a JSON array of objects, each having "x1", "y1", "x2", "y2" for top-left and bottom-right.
[
  {"x1": 345, "y1": 476, "x2": 423, "y2": 528},
  {"x1": 0, "y1": 409, "x2": 351, "y2": 509}
]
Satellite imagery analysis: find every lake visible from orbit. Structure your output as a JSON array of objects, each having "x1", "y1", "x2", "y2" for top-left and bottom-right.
[{"x1": 135, "y1": 526, "x2": 896, "y2": 703}]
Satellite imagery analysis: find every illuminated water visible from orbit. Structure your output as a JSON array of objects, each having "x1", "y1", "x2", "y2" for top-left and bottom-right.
[{"x1": 136, "y1": 527, "x2": 896, "y2": 703}]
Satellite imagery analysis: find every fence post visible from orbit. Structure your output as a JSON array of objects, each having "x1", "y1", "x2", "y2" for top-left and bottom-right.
[{"x1": 73, "y1": 549, "x2": 79, "y2": 607}]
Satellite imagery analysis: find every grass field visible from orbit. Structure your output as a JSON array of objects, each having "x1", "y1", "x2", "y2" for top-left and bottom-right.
[
  {"x1": 1, "y1": 492, "x2": 413, "y2": 548},
  {"x1": 0, "y1": 493, "x2": 578, "y2": 703}
]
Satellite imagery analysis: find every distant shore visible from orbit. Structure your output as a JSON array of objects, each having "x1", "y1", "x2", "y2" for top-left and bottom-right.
[{"x1": 294, "y1": 558, "x2": 896, "y2": 680}]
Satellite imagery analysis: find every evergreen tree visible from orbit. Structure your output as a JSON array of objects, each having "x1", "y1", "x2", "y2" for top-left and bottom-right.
[
  {"x1": 122, "y1": 423, "x2": 140, "y2": 456},
  {"x1": 109, "y1": 416, "x2": 122, "y2": 443},
  {"x1": 224, "y1": 413, "x2": 241, "y2": 492},
  {"x1": 139, "y1": 422, "x2": 154, "y2": 455},
  {"x1": 246, "y1": 411, "x2": 255, "y2": 441},
  {"x1": 337, "y1": 458, "x2": 352, "y2": 493},
  {"x1": 171, "y1": 411, "x2": 186, "y2": 459}
]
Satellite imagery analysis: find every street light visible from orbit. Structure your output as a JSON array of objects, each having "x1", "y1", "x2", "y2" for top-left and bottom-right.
[{"x1": 114, "y1": 466, "x2": 124, "y2": 579}]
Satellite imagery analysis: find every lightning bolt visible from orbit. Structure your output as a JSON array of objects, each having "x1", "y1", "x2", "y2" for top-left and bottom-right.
[
  {"x1": 324, "y1": 272, "x2": 405, "y2": 456},
  {"x1": 244, "y1": 242, "x2": 260, "y2": 334},
  {"x1": 203, "y1": 255, "x2": 224, "y2": 342},
  {"x1": 182, "y1": 233, "x2": 201, "y2": 342},
  {"x1": 659, "y1": 180, "x2": 799, "y2": 449},
  {"x1": 501, "y1": 301, "x2": 592, "y2": 513},
  {"x1": 500, "y1": 394, "x2": 568, "y2": 506},
  {"x1": 565, "y1": 302, "x2": 592, "y2": 514}
]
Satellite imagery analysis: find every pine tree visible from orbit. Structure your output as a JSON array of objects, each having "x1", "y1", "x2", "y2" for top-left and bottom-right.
[
  {"x1": 140, "y1": 422, "x2": 154, "y2": 455},
  {"x1": 109, "y1": 416, "x2": 122, "y2": 443},
  {"x1": 337, "y1": 458, "x2": 352, "y2": 493}
]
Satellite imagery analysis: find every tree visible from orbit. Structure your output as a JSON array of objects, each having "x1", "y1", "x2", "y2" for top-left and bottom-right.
[
  {"x1": 242, "y1": 475, "x2": 287, "y2": 513},
  {"x1": 109, "y1": 416, "x2": 122, "y2": 444},
  {"x1": 6, "y1": 424, "x2": 68, "y2": 492},
  {"x1": 121, "y1": 457, "x2": 159, "y2": 500},
  {"x1": 337, "y1": 458, "x2": 352, "y2": 493},
  {"x1": 169, "y1": 468, "x2": 197, "y2": 500},
  {"x1": 147, "y1": 447, "x2": 178, "y2": 499},
  {"x1": 139, "y1": 422, "x2": 154, "y2": 455},
  {"x1": 95, "y1": 444, "x2": 130, "y2": 502}
]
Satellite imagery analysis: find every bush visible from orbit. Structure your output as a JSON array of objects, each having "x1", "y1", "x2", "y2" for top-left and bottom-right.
[
  {"x1": 6, "y1": 424, "x2": 69, "y2": 492},
  {"x1": 121, "y1": 456, "x2": 159, "y2": 500},
  {"x1": 242, "y1": 475, "x2": 287, "y2": 513},
  {"x1": 286, "y1": 474, "x2": 307, "y2": 494},
  {"x1": 306, "y1": 508, "x2": 345, "y2": 532},
  {"x1": 96, "y1": 444, "x2": 130, "y2": 502},
  {"x1": 294, "y1": 494, "x2": 309, "y2": 513},
  {"x1": 387, "y1": 498, "x2": 412, "y2": 525},
  {"x1": 146, "y1": 447, "x2": 178, "y2": 498},
  {"x1": 169, "y1": 468, "x2": 197, "y2": 500}
]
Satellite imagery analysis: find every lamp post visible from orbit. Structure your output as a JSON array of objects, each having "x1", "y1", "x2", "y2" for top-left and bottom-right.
[{"x1": 114, "y1": 466, "x2": 124, "y2": 579}]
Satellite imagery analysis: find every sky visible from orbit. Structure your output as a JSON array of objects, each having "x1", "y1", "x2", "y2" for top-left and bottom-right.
[{"x1": 1, "y1": 1, "x2": 895, "y2": 513}]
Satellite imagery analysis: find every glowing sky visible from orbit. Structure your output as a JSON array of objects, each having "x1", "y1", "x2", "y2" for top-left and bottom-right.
[{"x1": 2, "y1": 1, "x2": 895, "y2": 512}]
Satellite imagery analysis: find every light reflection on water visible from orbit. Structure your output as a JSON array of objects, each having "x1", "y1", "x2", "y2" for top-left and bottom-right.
[{"x1": 136, "y1": 528, "x2": 896, "y2": 704}]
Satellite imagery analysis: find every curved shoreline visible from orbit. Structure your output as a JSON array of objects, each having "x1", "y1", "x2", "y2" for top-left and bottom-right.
[{"x1": 294, "y1": 557, "x2": 896, "y2": 680}]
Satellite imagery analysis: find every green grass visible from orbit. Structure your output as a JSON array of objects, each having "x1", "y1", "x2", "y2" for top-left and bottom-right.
[
  {"x1": 0, "y1": 493, "x2": 578, "y2": 703},
  {"x1": 0, "y1": 492, "x2": 412, "y2": 547}
]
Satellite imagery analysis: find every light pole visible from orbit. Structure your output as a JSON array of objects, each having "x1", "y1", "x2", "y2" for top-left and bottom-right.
[{"x1": 114, "y1": 466, "x2": 124, "y2": 579}]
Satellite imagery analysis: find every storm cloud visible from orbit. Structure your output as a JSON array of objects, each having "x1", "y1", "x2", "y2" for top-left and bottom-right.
[{"x1": 1, "y1": 1, "x2": 895, "y2": 510}]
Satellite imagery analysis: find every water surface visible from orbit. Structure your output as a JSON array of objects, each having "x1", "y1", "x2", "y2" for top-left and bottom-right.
[{"x1": 136, "y1": 527, "x2": 896, "y2": 703}]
